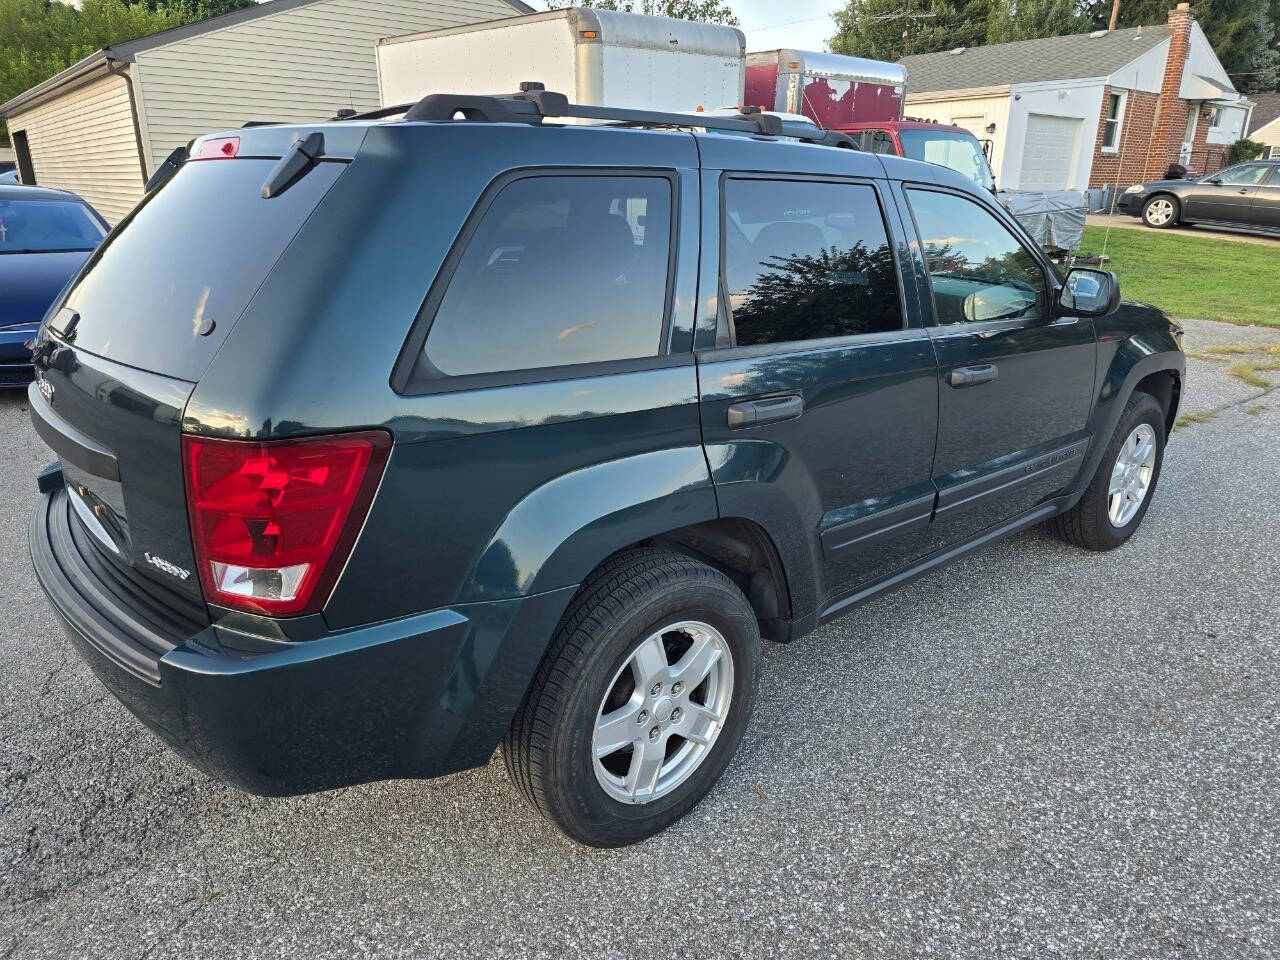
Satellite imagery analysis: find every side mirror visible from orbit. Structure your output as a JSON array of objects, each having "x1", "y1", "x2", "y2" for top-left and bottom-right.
[{"x1": 1059, "y1": 268, "x2": 1120, "y2": 317}]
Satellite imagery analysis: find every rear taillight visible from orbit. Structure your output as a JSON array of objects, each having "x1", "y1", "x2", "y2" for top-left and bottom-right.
[
  {"x1": 192, "y1": 136, "x2": 240, "y2": 160},
  {"x1": 182, "y1": 431, "x2": 391, "y2": 617}
]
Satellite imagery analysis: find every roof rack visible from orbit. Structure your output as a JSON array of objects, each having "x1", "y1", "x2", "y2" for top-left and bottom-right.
[{"x1": 396, "y1": 83, "x2": 858, "y2": 149}]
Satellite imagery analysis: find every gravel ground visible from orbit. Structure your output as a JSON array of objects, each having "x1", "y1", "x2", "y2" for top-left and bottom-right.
[{"x1": 2, "y1": 318, "x2": 1278, "y2": 960}]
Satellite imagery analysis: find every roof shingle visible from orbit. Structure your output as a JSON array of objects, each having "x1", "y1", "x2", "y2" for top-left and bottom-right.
[
  {"x1": 1247, "y1": 92, "x2": 1280, "y2": 135},
  {"x1": 899, "y1": 26, "x2": 1168, "y2": 94}
]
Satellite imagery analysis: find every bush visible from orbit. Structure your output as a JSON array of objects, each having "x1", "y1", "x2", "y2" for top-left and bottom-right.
[{"x1": 1228, "y1": 138, "x2": 1266, "y2": 164}]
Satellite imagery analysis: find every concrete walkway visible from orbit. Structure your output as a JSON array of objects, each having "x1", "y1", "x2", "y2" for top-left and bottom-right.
[{"x1": 1087, "y1": 212, "x2": 1280, "y2": 248}]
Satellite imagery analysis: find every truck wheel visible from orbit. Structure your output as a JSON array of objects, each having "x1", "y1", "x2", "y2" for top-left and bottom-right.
[
  {"x1": 1142, "y1": 195, "x2": 1179, "y2": 228},
  {"x1": 503, "y1": 548, "x2": 760, "y2": 847},
  {"x1": 1052, "y1": 392, "x2": 1166, "y2": 551}
]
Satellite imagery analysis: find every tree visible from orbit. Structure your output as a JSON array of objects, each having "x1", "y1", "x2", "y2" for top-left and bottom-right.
[
  {"x1": 1232, "y1": 0, "x2": 1278, "y2": 92},
  {"x1": 1, "y1": 0, "x2": 253, "y2": 145},
  {"x1": 987, "y1": 0, "x2": 1085, "y2": 43},
  {"x1": 831, "y1": 0, "x2": 993, "y2": 62},
  {"x1": 546, "y1": 0, "x2": 738, "y2": 26},
  {"x1": 1078, "y1": 0, "x2": 1279, "y2": 93}
]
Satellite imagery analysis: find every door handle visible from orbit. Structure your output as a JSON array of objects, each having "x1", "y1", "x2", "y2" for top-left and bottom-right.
[
  {"x1": 948, "y1": 364, "x2": 998, "y2": 388},
  {"x1": 1238, "y1": 188, "x2": 1250, "y2": 195},
  {"x1": 726, "y1": 394, "x2": 804, "y2": 428}
]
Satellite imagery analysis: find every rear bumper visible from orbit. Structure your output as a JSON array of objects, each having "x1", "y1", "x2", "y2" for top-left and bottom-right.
[{"x1": 31, "y1": 482, "x2": 575, "y2": 795}]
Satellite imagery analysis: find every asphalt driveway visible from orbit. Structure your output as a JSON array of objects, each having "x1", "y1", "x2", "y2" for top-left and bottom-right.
[{"x1": 2, "y1": 318, "x2": 1277, "y2": 959}]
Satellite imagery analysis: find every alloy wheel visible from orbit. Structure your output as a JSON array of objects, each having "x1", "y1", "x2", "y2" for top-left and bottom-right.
[
  {"x1": 1145, "y1": 198, "x2": 1174, "y2": 226},
  {"x1": 592, "y1": 620, "x2": 734, "y2": 805},
  {"x1": 1108, "y1": 423, "x2": 1157, "y2": 527}
]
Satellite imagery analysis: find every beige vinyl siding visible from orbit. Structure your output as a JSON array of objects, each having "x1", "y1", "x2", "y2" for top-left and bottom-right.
[
  {"x1": 904, "y1": 93, "x2": 1012, "y2": 182},
  {"x1": 6, "y1": 73, "x2": 143, "y2": 224},
  {"x1": 133, "y1": 0, "x2": 519, "y2": 172}
]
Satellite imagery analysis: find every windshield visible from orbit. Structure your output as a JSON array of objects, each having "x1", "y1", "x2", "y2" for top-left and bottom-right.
[
  {"x1": 0, "y1": 199, "x2": 106, "y2": 253},
  {"x1": 899, "y1": 129, "x2": 996, "y2": 191}
]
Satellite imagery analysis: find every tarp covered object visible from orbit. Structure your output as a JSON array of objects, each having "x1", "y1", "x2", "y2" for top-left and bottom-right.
[{"x1": 998, "y1": 190, "x2": 1087, "y2": 252}]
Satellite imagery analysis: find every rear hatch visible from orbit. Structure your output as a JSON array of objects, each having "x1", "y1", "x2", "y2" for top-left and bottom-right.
[{"x1": 30, "y1": 127, "x2": 358, "y2": 607}]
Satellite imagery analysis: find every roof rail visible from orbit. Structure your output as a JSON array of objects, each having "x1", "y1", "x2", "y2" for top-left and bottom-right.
[{"x1": 399, "y1": 83, "x2": 858, "y2": 149}]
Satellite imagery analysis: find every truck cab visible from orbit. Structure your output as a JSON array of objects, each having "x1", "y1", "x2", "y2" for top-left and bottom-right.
[
  {"x1": 745, "y1": 50, "x2": 998, "y2": 192},
  {"x1": 843, "y1": 118, "x2": 997, "y2": 192}
]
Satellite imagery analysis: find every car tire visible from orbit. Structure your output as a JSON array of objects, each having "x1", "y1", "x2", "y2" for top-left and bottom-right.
[
  {"x1": 503, "y1": 547, "x2": 760, "y2": 847},
  {"x1": 1052, "y1": 391, "x2": 1166, "y2": 551},
  {"x1": 1141, "y1": 194, "x2": 1180, "y2": 228}
]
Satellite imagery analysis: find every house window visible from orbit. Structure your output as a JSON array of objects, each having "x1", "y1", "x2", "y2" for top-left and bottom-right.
[
  {"x1": 1210, "y1": 106, "x2": 1225, "y2": 128},
  {"x1": 1101, "y1": 92, "x2": 1125, "y2": 152}
]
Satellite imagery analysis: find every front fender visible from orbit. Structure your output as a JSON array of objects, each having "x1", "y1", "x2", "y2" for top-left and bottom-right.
[
  {"x1": 457, "y1": 446, "x2": 719, "y2": 602},
  {"x1": 1082, "y1": 303, "x2": 1185, "y2": 482}
]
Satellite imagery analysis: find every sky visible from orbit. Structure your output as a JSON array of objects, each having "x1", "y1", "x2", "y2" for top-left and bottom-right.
[
  {"x1": 528, "y1": 2, "x2": 846, "y2": 52},
  {"x1": 724, "y1": 0, "x2": 845, "y2": 51}
]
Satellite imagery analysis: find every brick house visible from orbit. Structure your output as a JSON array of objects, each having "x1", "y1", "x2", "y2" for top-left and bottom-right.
[{"x1": 899, "y1": 4, "x2": 1251, "y2": 192}]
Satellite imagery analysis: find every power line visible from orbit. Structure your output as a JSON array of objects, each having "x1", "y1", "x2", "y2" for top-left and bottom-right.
[
  {"x1": 743, "y1": 13, "x2": 834, "y2": 35},
  {"x1": 863, "y1": 2, "x2": 936, "y2": 56}
]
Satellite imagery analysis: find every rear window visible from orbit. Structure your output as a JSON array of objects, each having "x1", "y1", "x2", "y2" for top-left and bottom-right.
[
  {"x1": 418, "y1": 174, "x2": 673, "y2": 379},
  {"x1": 0, "y1": 199, "x2": 105, "y2": 252},
  {"x1": 59, "y1": 158, "x2": 344, "y2": 382}
]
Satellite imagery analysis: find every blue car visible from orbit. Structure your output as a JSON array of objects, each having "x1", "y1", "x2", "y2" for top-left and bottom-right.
[{"x1": 1, "y1": 185, "x2": 108, "y2": 386}]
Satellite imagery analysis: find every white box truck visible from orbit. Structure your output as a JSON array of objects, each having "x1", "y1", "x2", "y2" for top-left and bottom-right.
[{"x1": 376, "y1": 8, "x2": 745, "y2": 116}]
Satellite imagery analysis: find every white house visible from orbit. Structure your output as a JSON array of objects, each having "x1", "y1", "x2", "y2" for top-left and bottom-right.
[
  {"x1": 0, "y1": 0, "x2": 531, "y2": 223},
  {"x1": 899, "y1": 4, "x2": 1250, "y2": 192}
]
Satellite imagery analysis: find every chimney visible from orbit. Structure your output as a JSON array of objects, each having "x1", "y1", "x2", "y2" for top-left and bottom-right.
[{"x1": 1142, "y1": 4, "x2": 1197, "y2": 179}]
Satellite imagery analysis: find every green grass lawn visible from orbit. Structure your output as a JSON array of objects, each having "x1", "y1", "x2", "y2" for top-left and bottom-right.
[{"x1": 1078, "y1": 225, "x2": 1280, "y2": 328}]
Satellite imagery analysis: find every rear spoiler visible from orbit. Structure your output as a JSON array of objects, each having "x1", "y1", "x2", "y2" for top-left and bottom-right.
[{"x1": 143, "y1": 124, "x2": 370, "y2": 198}]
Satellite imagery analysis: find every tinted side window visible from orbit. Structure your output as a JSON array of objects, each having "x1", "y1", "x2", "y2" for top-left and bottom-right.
[
  {"x1": 1215, "y1": 164, "x2": 1269, "y2": 186},
  {"x1": 721, "y1": 179, "x2": 903, "y2": 347},
  {"x1": 423, "y1": 175, "x2": 672, "y2": 377},
  {"x1": 906, "y1": 189, "x2": 1047, "y2": 325}
]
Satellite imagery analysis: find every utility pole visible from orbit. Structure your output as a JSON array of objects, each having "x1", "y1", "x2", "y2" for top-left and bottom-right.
[
  {"x1": 866, "y1": 2, "x2": 938, "y2": 57},
  {"x1": 1109, "y1": 0, "x2": 1122, "y2": 31}
]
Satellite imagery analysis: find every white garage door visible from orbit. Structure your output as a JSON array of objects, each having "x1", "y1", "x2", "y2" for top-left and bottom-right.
[{"x1": 1019, "y1": 114, "x2": 1081, "y2": 190}]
